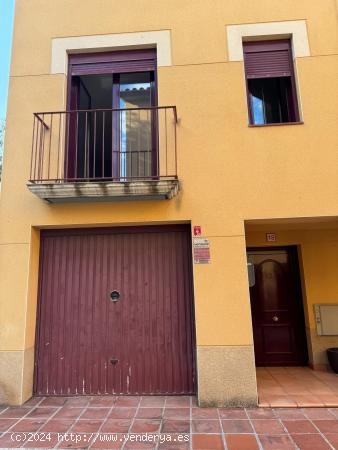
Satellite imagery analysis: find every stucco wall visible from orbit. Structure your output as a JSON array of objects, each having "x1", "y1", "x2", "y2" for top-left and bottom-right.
[{"x1": 0, "y1": 0, "x2": 337, "y2": 404}]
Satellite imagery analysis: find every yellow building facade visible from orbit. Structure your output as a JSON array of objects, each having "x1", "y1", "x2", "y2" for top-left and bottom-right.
[{"x1": 0, "y1": 0, "x2": 337, "y2": 406}]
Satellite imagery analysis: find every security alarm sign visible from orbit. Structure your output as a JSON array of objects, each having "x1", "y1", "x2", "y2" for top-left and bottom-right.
[
  {"x1": 193, "y1": 238, "x2": 211, "y2": 264},
  {"x1": 193, "y1": 225, "x2": 202, "y2": 236}
]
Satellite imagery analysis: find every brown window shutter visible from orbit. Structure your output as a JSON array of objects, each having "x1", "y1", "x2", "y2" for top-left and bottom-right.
[
  {"x1": 243, "y1": 40, "x2": 293, "y2": 79},
  {"x1": 68, "y1": 49, "x2": 157, "y2": 76}
]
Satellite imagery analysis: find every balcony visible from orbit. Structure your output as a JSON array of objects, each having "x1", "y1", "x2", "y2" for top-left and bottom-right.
[{"x1": 27, "y1": 106, "x2": 179, "y2": 203}]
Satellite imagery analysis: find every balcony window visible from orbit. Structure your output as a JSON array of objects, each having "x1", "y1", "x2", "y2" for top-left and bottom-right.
[
  {"x1": 67, "y1": 50, "x2": 157, "y2": 181},
  {"x1": 243, "y1": 40, "x2": 300, "y2": 125},
  {"x1": 28, "y1": 49, "x2": 178, "y2": 202}
]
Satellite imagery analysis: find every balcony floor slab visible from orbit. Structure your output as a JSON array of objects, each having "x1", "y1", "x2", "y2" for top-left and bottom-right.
[{"x1": 27, "y1": 179, "x2": 179, "y2": 203}]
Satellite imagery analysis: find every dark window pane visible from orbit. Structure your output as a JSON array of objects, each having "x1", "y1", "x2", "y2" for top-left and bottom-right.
[
  {"x1": 248, "y1": 77, "x2": 295, "y2": 125},
  {"x1": 75, "y1": 74, "x2": 113, "y2": 178}
]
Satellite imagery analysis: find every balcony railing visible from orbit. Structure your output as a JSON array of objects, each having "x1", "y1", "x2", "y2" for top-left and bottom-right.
[{"x1": 28, "y1": 106, "x2": 179, "y2": 202}]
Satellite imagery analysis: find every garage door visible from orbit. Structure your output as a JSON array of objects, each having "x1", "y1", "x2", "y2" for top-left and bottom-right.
[{"x1": 34, "y1": 225, "x2": 196, "y2": 395}]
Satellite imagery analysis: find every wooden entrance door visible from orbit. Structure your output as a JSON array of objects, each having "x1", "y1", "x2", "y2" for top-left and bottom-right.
[
  {"x1": 247, "y1": 247, "x2": 308, "y2": 366},
  {"x1": 34, "y1": 225, "x2": 196, "y2": 395}
]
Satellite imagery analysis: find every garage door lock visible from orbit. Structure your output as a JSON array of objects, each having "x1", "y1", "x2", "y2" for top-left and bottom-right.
[{"x1": 110, "y1": 290, "x2": 120, "y2": 302}]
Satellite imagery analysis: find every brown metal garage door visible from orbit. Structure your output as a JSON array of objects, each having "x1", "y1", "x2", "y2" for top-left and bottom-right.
[{"x1": 34, "y1": 225, "x2": 196, "y2": 396}]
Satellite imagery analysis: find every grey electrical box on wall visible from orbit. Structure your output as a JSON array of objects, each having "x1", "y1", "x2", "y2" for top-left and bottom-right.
[{"x1": 314, "y1": 304, "x2": 338, "y2": 336}]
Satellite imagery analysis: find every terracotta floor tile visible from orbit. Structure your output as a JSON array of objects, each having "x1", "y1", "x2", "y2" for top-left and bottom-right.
[
  {"x1": 330, "y1": 408, "x2": 338, "y2": 417},
  {"x1": 6, "y1": 392, "x2": 338, "y2": 450},
  {"x1": 158, "y1": 439, "x2": 190, "y2": 450},
  {"x1": 39, "y1": 397, "x2": 67, "y2": 407},
  {"x1": 257, "y1": 367, "x2": 338, "y2": 407},
  {"x1": 325, "y1": 433, "x2": 338, "y2": 448},
  {"x1": 81, "y1": 407, "x2": 110, "y2": 419},
  {"x1": 274, "y1": 408, "x2": 307, "y2": 419},
  {"x1": 290, "y1": 394, "x2": 324, "y2": 407},
  {"x1": 91, "y1": 433, "x2": 124, "y2": 449},
  {"x1": 108, "y1": 407, "x2": 137, "y2": 419},
  {"x1": 258, "y1": 435, "x2": 296, "y2": 449},
  {"x1": 252, "y1": 419, "x2": 286, "y2": 434},
  {"x1": 56, "y1": 434, "x2": 92, "y2": 448},
  {"x1": 312, "y1": 419, "x2": 338, "y2": 433},
  {"x1": 246, "y1": 408, "x2": 275, "y2": 419},
  {"x1": 192, "y1": 434, "x2": 224, "y2": 450},
  {"x1": 26, "y1": 407, "x2": 59, "y2": 419},
  {"x1": 123, "y1": 437, "x2": 157, "y2": 449},
  {"x1": 291, "y1": 433, "x2": 332, "y2": 450},
  {"x1": 0, "y1": 432, "x2": 24, "y2": 447},
  {"x1": 282, "y1": 420, "x2": 317, "y2": 434},
  {"x1": 136, "y1": 407, "x2": 163, "y2": 419},
  {"x1": 161, "y1": 419, "x2": 190, "y2": 433},
  {"x1": 307, "y1": 387, "x2": 336, "y2": 395},
  {"x1": 0, "y1": 418, "x2": 18, "y2": 432},
  {"x1": 283, "y1": 387, "x2": 312, "y2": 395},
  {"x1": 11, "y1": 418, "x2": 46, "y2": 432},
  {"x1": 317, "y1": 395, "x2": 338, "y2": 407},
  {"x1": 258, "y1": 397, "x2": 270, "y2": 407},
  {"x1": 192, "y1": 419, "x2": 221, "y2": 433},
  {"x1": 101, "y1": 418, "x2": 132, "y2": 433},
  {"x1": 304, "y1": 408, "x2": 336, "y2": 419},
  {"x1": 221, "y1": 419, "x2": 253, "y2": 433},
  {"x1": 89, "y1": 397, "x2": 116, "y2": 407},
  {"x1": 259, "y1": 387, "x2": 286, "y2": 395},
  {"x1": 40, "y1": 419, "x2": 74, "y2": 432},
  {"x1": 115, "y1": 396, "x2": 140, "y2": 407},
  {"x1": 191, "y1": 397, "x2": 198, "y2": 407},
  {"x1": 225, "y1": 434, "x2": 259, "y2": 450},
  {"x1": 0, "y1": 407, "x2": 32, "y2": 419},
  {"x1": 65, "y1": 397, "x2": 90, "y2": 407},
  {"x1": 325, "y1": 386, "x2": 338, "y2": 395},
  {"x1": 71, "y1": 419, "x2": 103, "y2": 433},
  {"x1": 53, "y1": 407, "x2": 84, "y2": 420},
  {"x1": 192, "y1": 408, "x2": 219, "y2": 419},
  {"x1": 23, "y1": 433, "x2": 59, "y2": 448},
  {"x1": 165, "y1": 397, "x2": 191, "y2": 408},
  {"x1": 163, "y1": 408, "x2": 190, "y2": 419},
  {"x1": 265, "y1": 395, "x2": 298, "y2": 408},
  {"x1": 259, "y1": 386, "x2": 285, "y2": 394},
  {"x1": 218, "y1": 408, "x2": 247, "y2": 419},
  {"x1": 139, "y1": 396, "x2": 166, "y2": 407},
  {"x1": 130, "y1": 419, "x2": 161, "y2": 433},
  {"x1": 23, "y1": 397, "x2": 43, "y2": 407},
  {"x1": 158, "y1": 433, "x2": 190, "y2": 449}
]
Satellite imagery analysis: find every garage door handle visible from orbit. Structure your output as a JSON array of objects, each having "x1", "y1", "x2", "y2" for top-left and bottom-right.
[{"x1": 110, "y1": 357, "x2": 119, "y2": 365}]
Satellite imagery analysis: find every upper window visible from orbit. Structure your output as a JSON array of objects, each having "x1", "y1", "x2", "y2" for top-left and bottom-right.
[
  {"x1": 66, "y1": 49, "x2": 158, "y2": 180},
  {"x1": 243, "y1": 40, "x2": 300, "y2": 125}
]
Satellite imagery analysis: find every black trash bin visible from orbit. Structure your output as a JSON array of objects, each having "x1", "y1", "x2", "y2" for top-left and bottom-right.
[{"x1": 327, "y1": 348, "x2": 338, "y2": 373}]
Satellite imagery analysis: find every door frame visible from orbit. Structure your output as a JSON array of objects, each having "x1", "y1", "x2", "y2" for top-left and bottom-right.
[{"x1": 247, "y1": 245, "x2": 309, "y2": 367}]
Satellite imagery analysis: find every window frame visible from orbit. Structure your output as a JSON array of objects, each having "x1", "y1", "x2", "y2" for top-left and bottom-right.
[
  {"x1": 65, "y1": 49, "x2": 159, "y2": 180},
  {"x1": 243, "y1": 39, "x2": 301, "y2": 126}
]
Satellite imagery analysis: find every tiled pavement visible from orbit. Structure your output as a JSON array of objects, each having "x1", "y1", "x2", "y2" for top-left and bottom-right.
[
  {"x1": 257, "y1": 367, "x2": 338, "y2": 408},
  {"x1": 0, "y1": 396, "x2": 338, "y2": 449}
]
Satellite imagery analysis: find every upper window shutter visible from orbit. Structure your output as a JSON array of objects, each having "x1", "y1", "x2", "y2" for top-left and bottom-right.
[
  {"x1": 243, "y1": 40, "x2": 293, "y2": 79},
  {"x1": 68, "y1": 49, "x2": 157, "y2": 76}
]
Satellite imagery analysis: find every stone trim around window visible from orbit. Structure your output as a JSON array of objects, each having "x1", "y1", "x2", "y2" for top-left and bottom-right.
[
  {"x1": 51, "y1": 30, "x2": 172, "y2": 74},
  {"x1": 226, "y1": 20, "x2": 310, "y2": 61}
]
